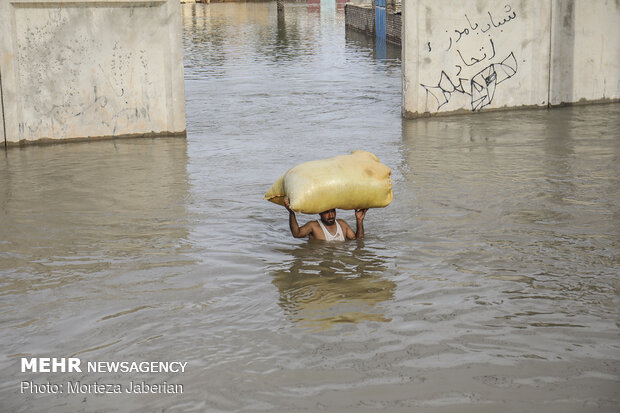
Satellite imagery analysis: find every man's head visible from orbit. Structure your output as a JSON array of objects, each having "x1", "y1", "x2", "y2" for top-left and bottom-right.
[{"x1": 319, "y1": 209, "x2": 336, "y2": 225}]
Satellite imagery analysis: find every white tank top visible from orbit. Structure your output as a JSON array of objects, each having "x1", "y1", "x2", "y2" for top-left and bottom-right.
[{"x1": 317, "y1": 220, "x2": 345, "y2": 241}]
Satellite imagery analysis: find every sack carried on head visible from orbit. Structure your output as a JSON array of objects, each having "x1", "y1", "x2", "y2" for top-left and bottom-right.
[{"x1": 264, "y1": 150, "x2": 393, "y2": 214}]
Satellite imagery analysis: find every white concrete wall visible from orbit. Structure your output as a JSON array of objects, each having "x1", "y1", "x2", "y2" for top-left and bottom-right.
[
  {"x1": 403, "y1": 0, "x2": 620, "y2": 117},
  {"x1": 550, "y1": 0, "x2": 620, "y2": 105},
  {"x1": 0, "y1": 0, "x2": 186, "y2": 145}
]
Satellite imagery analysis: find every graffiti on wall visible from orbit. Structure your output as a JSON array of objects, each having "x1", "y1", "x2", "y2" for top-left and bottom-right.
[{"x1": 420, "y1": 5, "x2": 519, "y2": 112}]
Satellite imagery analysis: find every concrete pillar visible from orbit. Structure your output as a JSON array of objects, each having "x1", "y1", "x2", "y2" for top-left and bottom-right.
[
  {"x1": 549, "y1": 0, "x2": 620, "y2": 105},
  {"x1": 0, "y1": 0, "x2": 186, "y2": 146},
  {"x1": 402, "y1": 0, "x2": 620, "y2": 118}
]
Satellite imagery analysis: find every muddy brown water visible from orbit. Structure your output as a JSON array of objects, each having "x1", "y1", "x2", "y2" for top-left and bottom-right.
[{"x1": 1, "y1": 3, "x2": 618, "y2": 412}]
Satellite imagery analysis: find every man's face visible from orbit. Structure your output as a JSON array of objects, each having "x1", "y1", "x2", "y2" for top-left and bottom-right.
[{"x1": 320, "y1": 209, "x2": 336, "y2": 225}]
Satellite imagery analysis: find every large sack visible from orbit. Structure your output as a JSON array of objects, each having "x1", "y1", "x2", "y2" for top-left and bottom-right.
[{"x1": 264, "y1": 150, "x2": 393, "y2": 214}]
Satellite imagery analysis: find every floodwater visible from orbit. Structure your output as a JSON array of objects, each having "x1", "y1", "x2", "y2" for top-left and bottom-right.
[{"x1": 1, "y1": 2, "x2": 619, "y2": 412}]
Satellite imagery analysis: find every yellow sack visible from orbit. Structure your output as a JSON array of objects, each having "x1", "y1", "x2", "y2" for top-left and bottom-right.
[{"x1": 264, "y1": 150, "x2": 393, "y2": 214}]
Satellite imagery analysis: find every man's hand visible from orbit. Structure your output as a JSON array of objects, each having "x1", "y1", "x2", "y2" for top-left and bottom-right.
[
  {"x1": 353, "y1": 208, "x2": 368, "y2": 239},
  {"x1": 355, "y1": 208, "x2": 368, "y2": 222},
  {"x1": 284, "y1": 197, "x2": 292, "y2": 211}
]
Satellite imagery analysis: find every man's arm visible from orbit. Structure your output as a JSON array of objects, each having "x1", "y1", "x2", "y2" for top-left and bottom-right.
[
  {"x1": 284, "y1": 198, "x2": 314, "y2": 238},
  {"x1": 354, "y1": 208, "x2": 367, "y2": 239},
  {"x1": 342, "y1": 209, "x2": 368, "y2": 240}
]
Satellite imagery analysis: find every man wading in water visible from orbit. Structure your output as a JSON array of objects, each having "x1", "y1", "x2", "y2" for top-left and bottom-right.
[{"x1": 283, "y1": 197, "x2": 368, "y2": 241}]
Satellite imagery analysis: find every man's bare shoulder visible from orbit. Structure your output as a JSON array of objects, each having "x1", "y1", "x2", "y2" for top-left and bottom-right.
[
  {"x1": 306, "y1": 220, "x2": 325, "y2": 240},
  {"x1": 304, "y1": 219, "x2": 319, "y2": 228},
  {"x1": 337, "y1": 218, "x2": 351, "y2": 228},
  {"x1": 337, "y1": 218, "x2": 356, "y2": 240}
]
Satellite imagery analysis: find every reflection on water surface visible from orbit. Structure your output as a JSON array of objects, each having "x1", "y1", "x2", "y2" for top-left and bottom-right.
[{"x1": 271, "y1": 242, "x2": 395, "y2": 331}]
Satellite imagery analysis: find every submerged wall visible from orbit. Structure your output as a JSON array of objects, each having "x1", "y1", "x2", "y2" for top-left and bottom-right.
[
  {"x1": 344, "y1": 3, "x2": 402, "y2": 46},
  {"x1": 402, "y1": 0, "x2": 620, "y2": 118},
  {"x1": 344, "y1": 4, "x2": 375, "y2": 37},
  {"x1": 0, "y1": 0, "x2": 186, "y2": 146}
]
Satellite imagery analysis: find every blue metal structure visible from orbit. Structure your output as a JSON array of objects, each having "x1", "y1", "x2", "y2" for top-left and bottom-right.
[{"x1": 375, "y1": 0, "x2": 386, "y2": 40}]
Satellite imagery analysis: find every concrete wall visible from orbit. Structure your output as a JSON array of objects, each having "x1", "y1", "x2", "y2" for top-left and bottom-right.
[
  {"x1": 550, "y1": 0, "x2": 620, "y2": 105},
  {"x1": 386, "y1": 10, "x2": 401, "y2": 46},
  {"x1": 402, "y1": 0, "x2": 620, "y2": 118},
  {"x1": 0, "y1": 0, "x2": 186, "y2": 146},
  {"x1": 344, "y1": 3, "x2": 402, "y2": 46},
  {"x1": 344, "y1": 4, "x2": 375, "y2": 36}
]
